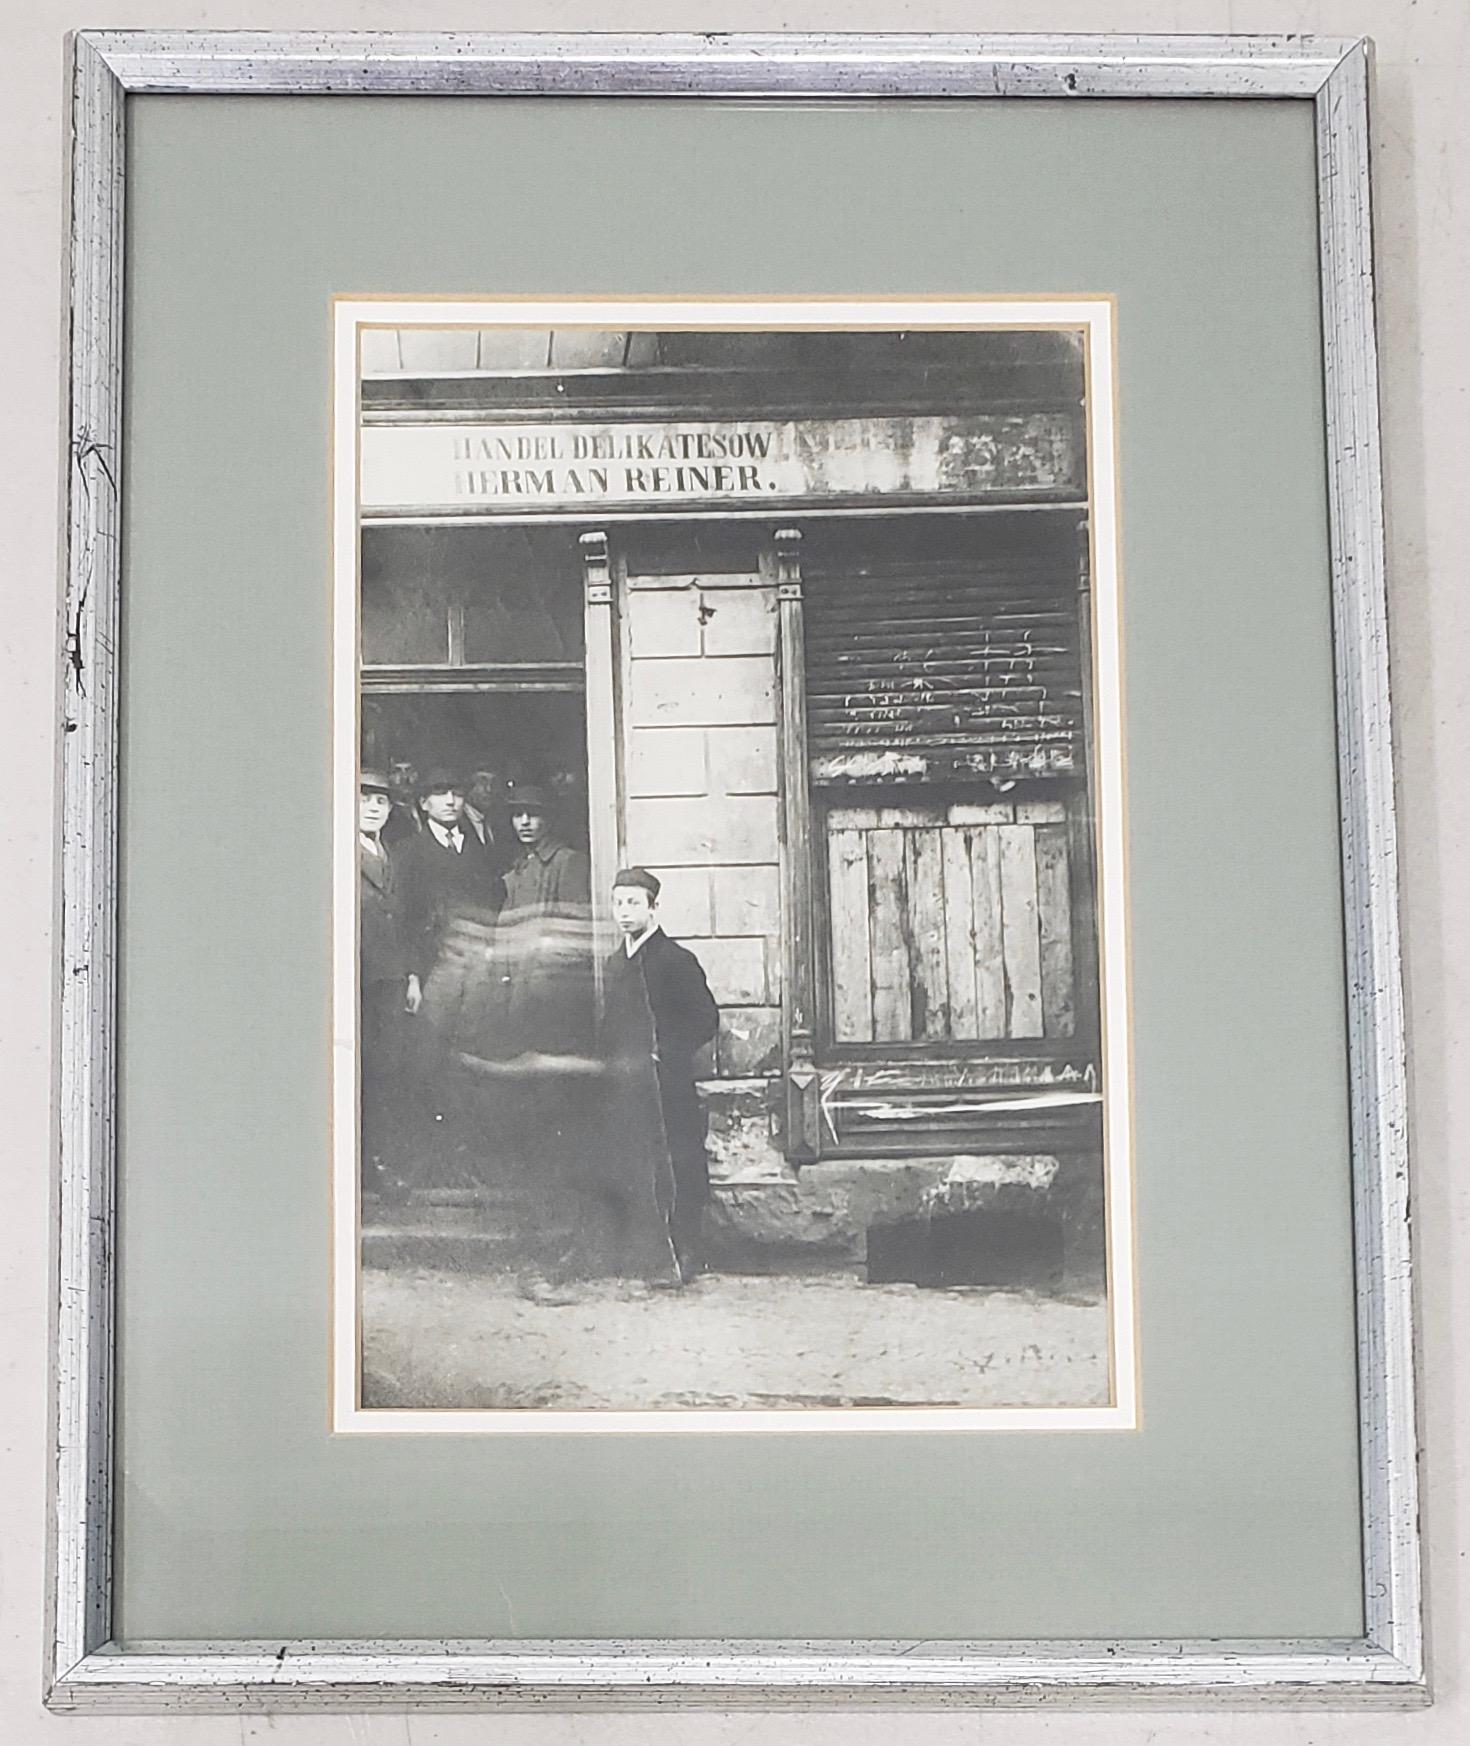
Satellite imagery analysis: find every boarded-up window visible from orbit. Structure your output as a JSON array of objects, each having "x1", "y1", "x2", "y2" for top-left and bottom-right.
[{"x1": 824, "y1": 797, "x2": 1076, "y2": 1046}]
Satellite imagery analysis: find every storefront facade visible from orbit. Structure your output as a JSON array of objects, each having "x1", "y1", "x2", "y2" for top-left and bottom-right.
[{"x1": 359, "y1": 328, "x2": 1102, "y2": 1194}]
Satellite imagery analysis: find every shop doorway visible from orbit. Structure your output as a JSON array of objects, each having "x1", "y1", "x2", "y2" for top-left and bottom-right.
[
  {"x1": 361, "y1": 690, "x2": 588, "y2": 850},
  {"x1": 358, "y1": 521, "x2": 591, "y2": 846}
]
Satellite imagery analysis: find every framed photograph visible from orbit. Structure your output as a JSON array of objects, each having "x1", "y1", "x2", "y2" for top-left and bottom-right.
[
  {"x1": 50, "y1": 31, "x2": 1420, "y2": 1709},
  {"x1": 334, "y1": 294, "x2": 1132, "y2": 1435}
]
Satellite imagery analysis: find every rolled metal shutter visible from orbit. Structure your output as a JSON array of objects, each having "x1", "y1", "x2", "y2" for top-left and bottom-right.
[{"x1": 804, "y1": 546, "x2": 1084, "y2": 787}]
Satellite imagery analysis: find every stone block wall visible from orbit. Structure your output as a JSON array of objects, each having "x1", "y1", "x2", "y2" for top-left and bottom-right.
[{"x1": 620, "y1": 569, "x2": 786, "y2": 1177}]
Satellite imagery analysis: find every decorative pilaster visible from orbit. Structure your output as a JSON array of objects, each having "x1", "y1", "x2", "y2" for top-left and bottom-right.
[
  {"x1": 1070, "y1": 512, "x2": 1103, "y2": 1054},
  {"x1": 774, "y1": 527, "x2": 821, "y2": 1163},
  {"x1": 1075, "y1": 512, "x2": 1096, "y2": 793},
  {"x1": 579, "y1": 530, "x2": 620, "y2": 918}
]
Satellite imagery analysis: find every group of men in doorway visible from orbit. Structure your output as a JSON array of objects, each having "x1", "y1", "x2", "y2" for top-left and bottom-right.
[{"x1": 358, "y1": 763, "x2": 720, "y2": 1285}]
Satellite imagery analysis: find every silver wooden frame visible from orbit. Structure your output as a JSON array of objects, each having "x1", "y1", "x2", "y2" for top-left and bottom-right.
[{"x1": 49, "y1": 31, "x2": 1421, "y2": 1711}]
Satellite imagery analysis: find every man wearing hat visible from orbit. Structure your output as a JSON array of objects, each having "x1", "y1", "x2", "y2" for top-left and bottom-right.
[
  {"x1": 463, "y1": 760, "x2": 510, "y2": 859},
  {"x1": 380, "y1": 758, "x2": 423, "y2": 848},
  {"x1": 470, "y1": 781, "x2": 595, "y2": 1280},
  {"x1": 394, "y1": 767, "x2": 507, "y2": 1057},
  {"x1": 604, "y1": 867, "x2": 721, "y2": 1281},
  {"x1": 497, "y1": 781, "x2": 593, "y2": 1053},
  {"x1": 502, "y1": 781, "x2": 590, "y2": 923},
  {"x1": 357, "y1": 769, "x2": 417, "y2": 1197}
]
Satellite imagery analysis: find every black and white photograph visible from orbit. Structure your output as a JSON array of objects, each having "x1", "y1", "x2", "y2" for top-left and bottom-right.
[{"x1": 332, "y1": 298, "x2": 1132, "y2": 1430}]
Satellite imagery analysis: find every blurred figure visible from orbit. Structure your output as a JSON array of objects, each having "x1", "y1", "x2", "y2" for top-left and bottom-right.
[
  {"x1": 463, "y1": 763, "x2": 512, "y2": 868},
  {"x1": 497, "y1": 782, "x2": 593, "y2": 1057},
  {"x1": 358, "y1": 768, "x2": 419, "y2": 1200},
  {"x1": 549, "y1": 767, "x2": 589, "y2": 844},
  {"x1": 483, "y1": 783, "x2": 601, "y2": 1289},
  {"x1": 381, "y1": 758, "x2": 423, "y2": 847},
  {"x1": 604, "y1": 867, "x2": 720, "y2": 1282}
]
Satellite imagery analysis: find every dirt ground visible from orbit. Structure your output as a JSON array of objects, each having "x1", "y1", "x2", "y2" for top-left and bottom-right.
[{"x1": 361, "y1": 1266, "x2": 1111, "y2": 1411}]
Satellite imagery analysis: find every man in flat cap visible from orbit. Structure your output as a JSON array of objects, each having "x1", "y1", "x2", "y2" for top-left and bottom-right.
[
  {"x1": 496, "y1": 781, "x2": 593, "y2": 1055},
  {"x1": 475, "y1": 781, "x2": 596, "y2": 1282},
  {"x1": 357, "y1": 768, "x2": 417, "y2": 1198},
  {"x1": 502, "y1": 781, "x2": 591, "y2": 925},
  {"x1": 604, "y1": 867, "x2": 721, "y2": 1281}
]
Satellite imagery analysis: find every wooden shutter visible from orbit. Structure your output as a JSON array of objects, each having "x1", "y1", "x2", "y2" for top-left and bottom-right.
[
  {"x1": 824, "y1": 797, "x2": 1077, "y2": 1047},
  {"x1": 804, "y1": 552, "x2": 1083, "y2": 786}
]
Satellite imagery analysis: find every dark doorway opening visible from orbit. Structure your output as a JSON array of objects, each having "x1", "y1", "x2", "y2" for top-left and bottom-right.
[{"x1": 361, "y1": 691, "x2": 588, "y2": 850}]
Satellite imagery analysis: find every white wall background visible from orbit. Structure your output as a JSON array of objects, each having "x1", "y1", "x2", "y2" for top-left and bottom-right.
[{"x1": 2, "y1": 1, "x2": 1466, "y2": 1740}]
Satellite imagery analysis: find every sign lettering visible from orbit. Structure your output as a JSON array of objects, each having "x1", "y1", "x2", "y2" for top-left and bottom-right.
[{"x1": 360, "y1": 414, "x2": 1080, "y2": 513}]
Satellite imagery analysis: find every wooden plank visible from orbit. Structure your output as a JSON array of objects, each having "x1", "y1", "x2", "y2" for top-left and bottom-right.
[
  {"x1": 1016, "y1": 798, "x2": 1067, "y2": 823},
  {"x1": 1066, "y1": 797, "x2": 1101, "y2": 1050},
  {"x1": 969, "y1": 827, "x2": 1007, "y2": 1037},
  {"x1": 948, "y1": 801, "x2": 1015, "y2": 824},
  {"x1": 906, "y1": 828, "x2": 950, "y2": 1039},
  {"x1": 998, "y1": 824, "x2": 1044, "y2": 1039},
  {"x1": 825, "y1": 803, "x2": 881, "y2": 831},
  {"x1": 827, "y1": 830, "x2": 874, "y2": 1042},
  {"x1": 397, "y1": 327, "x2": 479, "y2": 372},
  {"x1": 1036, "y1": 824, "x2": 1077, "y2": 1037},
  {"x1": 875, "y1": 803, "x2": 944, "y2": 829},
  {"x1": 941, "y1": 829, "x2": 979, "y2": 1037},
  {"x1": 866, "y1": 829, "x2": 913, "y2": 1042}
]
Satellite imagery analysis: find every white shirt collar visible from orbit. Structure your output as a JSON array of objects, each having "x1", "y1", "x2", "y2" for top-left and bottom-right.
[
  {"x1": 427, "y1": 817, "x2": 464, "y2": 850},
  {"x1": 624, "y1": 922, "x2": 661, "y2": 957}
]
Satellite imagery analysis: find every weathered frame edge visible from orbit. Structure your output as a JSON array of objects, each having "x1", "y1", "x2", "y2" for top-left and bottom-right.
[
  {"x1": 1315, "y1": 35, "x2": 1423, "y2": 1692},
  {"x1": 48, "y1": 28, "x2": 1423, "y2": 1712},
  {"x1": 50, "y1": 25, "x2": 123, "y2": 1706}
]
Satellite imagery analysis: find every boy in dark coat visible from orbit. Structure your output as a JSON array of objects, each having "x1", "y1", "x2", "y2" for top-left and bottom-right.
[{"x1": 604, "y1": 867, "x2": 721, "y2": 1281}]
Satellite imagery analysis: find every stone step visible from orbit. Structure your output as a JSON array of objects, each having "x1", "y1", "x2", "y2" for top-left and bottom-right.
[
  {"x1": 363, "y1": 1224, "x2": 524, "y2": 1272},
  {"x1": 363, "y1": 1152, "x2": 1105, "y2": 1294}
]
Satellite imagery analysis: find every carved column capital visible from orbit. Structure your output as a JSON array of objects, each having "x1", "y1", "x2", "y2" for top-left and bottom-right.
[
  {"x1": 580, "y1": 529, "x2": 619, "y2": 977},
  {"x1": 774, "y1": 526, "x2": 803, "y2": 599},
  {"x1": 579, "y1": 529, "x2": 613, "y2": 605}
]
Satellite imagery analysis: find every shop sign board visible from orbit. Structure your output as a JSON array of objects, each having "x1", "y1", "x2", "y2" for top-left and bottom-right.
[{"x1": 360, "y1": 413, "x2": 1082, "y2": 513}]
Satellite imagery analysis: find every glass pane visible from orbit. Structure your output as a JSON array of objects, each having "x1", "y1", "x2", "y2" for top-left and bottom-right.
[
  {"x1": 460, "y1": 528, "x2": 586, "y2": 664},
  {"x1": 360, "y1": 527, "x2": 450, "y2": 664}
]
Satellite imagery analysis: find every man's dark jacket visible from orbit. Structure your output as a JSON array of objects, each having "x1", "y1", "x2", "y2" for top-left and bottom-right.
[
  {"x1": 359, "y1": 839, "x2": 408, "y2": 985},
  {"x1": 395, "y1": 825, "x2": 507, "y2": 981}
]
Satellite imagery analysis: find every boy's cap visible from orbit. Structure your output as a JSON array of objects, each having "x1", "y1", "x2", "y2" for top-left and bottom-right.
[{"x1": 612, "y1": 866, "x2": 661, "y2": 900}]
